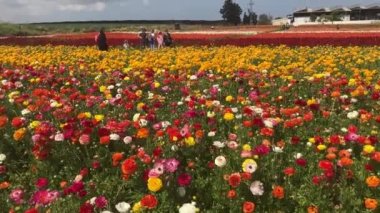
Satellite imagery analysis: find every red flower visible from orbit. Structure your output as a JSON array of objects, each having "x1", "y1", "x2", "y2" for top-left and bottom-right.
[
  {"x1": 177, "y1": 173, "x2": 192, "y2": 187},
  {"x1": 295, "y1": 158, "x2": 307, "y2": 167},
  {"x1": 227, "y1": 190, "x2": 237, "y2": 199},
  {"x1": 318, "y1": 160, "x2": 333, "y2": 171},
  {"x1": 79, "y1": 203, "x2": 94, "y2": 213},
  {"x1": 283, "y1": 167, "x2": 296, "y2": 176},
  {"x1": 272, "y1": 185, "x2": 285, "y2": 199},
  {"x1": 228, "y1": 173, "x2": 241, "y2": 188},
  {"x1": 243, "y1": 201, "x2": 255, "y2": 213},
  {"x1": 121, "y1": 158, "x2": 138, "y2": 175},
  {"x1": 141, "y1": 194, "x2": 158, "y2": 209}
]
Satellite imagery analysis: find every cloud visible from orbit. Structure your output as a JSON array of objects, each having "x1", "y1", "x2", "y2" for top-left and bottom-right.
[
  {"x1": 58, "y1": 2, "x2": 106, "y2": 12},
  {"x1": 143, "y1": 0, "x2": 150, "y2": 6}
]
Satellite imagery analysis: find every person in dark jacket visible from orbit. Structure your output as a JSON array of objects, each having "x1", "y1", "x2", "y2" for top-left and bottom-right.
[
  {"x1": 96, "y1": 28, "x2": 108, "y2": 51},
  {"x1": 163, "y1": 29, "x2": 173, "y2": 47}
]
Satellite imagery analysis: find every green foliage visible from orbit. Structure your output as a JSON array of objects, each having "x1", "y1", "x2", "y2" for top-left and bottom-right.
[{"x1": 220, "y1": 0, "x2": 242, "y2": 25}]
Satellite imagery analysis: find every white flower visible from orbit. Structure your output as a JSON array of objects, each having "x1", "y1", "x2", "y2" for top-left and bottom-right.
[
  {"x1": 207, "y1": 131, "x2": 216, "y2": 137},
  {"x1": 213, "y1": 141, "x2": 225, "y2": 148},
  {"x1": 214, "y1": 156, "x2": 227, "y2": 167},
  {"x1": 90, "y1": 197, "x2": 97, "y2": 205},
  {"x1": 74, "y1": 175, "x2": 83, "y2": 182},
  {"x1": 351, "y1": 98, "x2": 358, "y2": 103},
  {"x1": 207, "y1": 111, "x2": 215, "y2": 118},
  {"x1": 179, "y1": 202, "x2": 197, "y2": 213},
  {"x1": 115, "y1": 94, "x2": 122, "y2": 99},
  {"x1": 273, "y1": 146, "x2": 283, "y2": 153},
  {"x1": 54, "y1": 133, "x2": 64, "y2": 142},
  {"x1": 212, "y1": 100, "x2": 220, "y2": 106},
  {"x1": 110, "y1": 133, "x2": 120, "y2": 141},
  {"x1": 161, "y1": 121, "x2": 171, "y2": 129},
  {"x1": 347, "y1": 111, "x2": 359, "y2": 119},
  {"x1": 341, "y1": 128, "x2": 348, "y2": 132},
  {"x1": 177, "y1": 101, "x2": 184, "y2": 105},
  {"x1": 139, "y1": 119, "x2": 148, "y2": 127},
  {"x1": 123, "y1": 136, "x2": 132, "y2": 144},
  {"x1": 263, "y1": 120, "x2": 273, "y2": 128},
  {"x1": 115, "y1": 202, "x2": 131, "y2": 213},
  {"x1": 294, "y1": 153, "x2": 303, "y2": 159},
  {"x1": 107, "y1": 85, "x2": 115, "y2": 90},
  {"x1": 101, "y1": 211, "x2": 113, "y2": 213},
  {"x1": 132, "y1": 113, "x2": 140, "y2": 122},
  {"x1": 189, "y1": 75, "x2": 197, "y2": 80},
  {"x1": 171, "y1": 145, "x2": 178, "y2": 151},
  {"x1": 21, "y1": 109, "x2": 30, "y2": 115},
  {"x1": 231, "y1": 107, "x2": 238, "y2": 113},
  {"x1": 0, "y1": 153, "x2": 6, "y2": 163},
  {"x1": 250, "y1": 181, "x2": 264, "y2": 196}
]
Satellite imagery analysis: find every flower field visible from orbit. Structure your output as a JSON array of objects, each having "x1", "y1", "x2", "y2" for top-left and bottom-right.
[
  {"x1": 0, "y1": 45, "x2": 380, "y2": 212},
  {"x1": 1, "y1": 32, "x2": 380, "y2": 46}
]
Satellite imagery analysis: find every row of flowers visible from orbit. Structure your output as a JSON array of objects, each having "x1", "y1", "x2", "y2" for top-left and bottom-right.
[
  {"x1": 1, "y1": 32, "x2": 380, "y2": 46},
  {"x1": 0, "y1": 45, "x2": 379, "y2": 212}
]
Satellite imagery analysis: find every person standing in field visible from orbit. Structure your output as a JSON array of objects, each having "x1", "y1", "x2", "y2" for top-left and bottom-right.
[
  {"x1": 148, "y1": 29, "x2": 156, "y2": 49},
  {"x1": 156, "y1": 31, "x2": 164, "y2": 49},
  {"x1": 138, "y1": 28, "x2": 148, "y2": 48},
  {"x1": 163, "y1": 29, "x2": 172, "y2": 47},
  {"x1": 96, "y1": 28, "x2": 108, "y2": 51}
]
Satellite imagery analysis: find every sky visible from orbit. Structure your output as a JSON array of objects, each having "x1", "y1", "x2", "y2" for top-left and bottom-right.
[{"x1": 0, "y1": 0, "x2": 378, "y2": 23}]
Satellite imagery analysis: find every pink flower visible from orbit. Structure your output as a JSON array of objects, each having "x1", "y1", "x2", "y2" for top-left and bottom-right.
[
  {"x1": 30, "y1": 190, "x2": 59, "y2": 206},
  {"x1": 178, "y1": 173, "x2": 192, "y2": 186},
  {"x1": 164, "y1": 158, "x2": 180, "y2": 173},
  {"x1": 79, "y1": 134, "x2": 91, "y2": 145},
  {"x1": 9, "y1": 189, "x2": 24, "y2": 204},
  {"x1": 95, "y1": 196, "x2": 108, "y2": 209}
]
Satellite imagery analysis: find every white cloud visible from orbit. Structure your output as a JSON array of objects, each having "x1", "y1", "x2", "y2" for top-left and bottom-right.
[{"x1": 58, "y1": 2, "x2": 106, "y2": 11}]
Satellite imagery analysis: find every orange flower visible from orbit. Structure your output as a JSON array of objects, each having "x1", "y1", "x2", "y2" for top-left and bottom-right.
[
  {"x1": 195, "y1": 130, "x2": 204, "y2": 139},
  {"x1": 307, "y1": 206, "x2": 318, "y2": 213},
  {"x1": 325, "y1": 153, "x2": 336, "y2": 160},
  {"x1": 227, "y1": 189, "x2": 237, "y2": 199},
  {"x1": 365, "y1": 198, "x2": 378, "y2": 210},
  {"x1": 272, "y1": 185, "x2": 285, "y2": 199},
  {"x1": 0, "y1": 115, "x2": 8, "y2": 128},
  {"x1": 339, "y1": 157, "x2": 353, "y2": 167},
  {"x1": 136, "y1": 128, "x2": 149, "y2": 139},
  {"x1": 0, "y1": 181, "x2": 10, "y2": 189},
  {"x1": 366, "y1": 176, "x2": 380, "y2": 188},
  {"x1": 13, "y1": 128, "x2": 26, "y2": 141},
  {"x1": 338, "y1": 150, "x2": 351, "y2": 158},
  {"x1": 112, "y1": 152, "x2": 124, "y2": 166}
]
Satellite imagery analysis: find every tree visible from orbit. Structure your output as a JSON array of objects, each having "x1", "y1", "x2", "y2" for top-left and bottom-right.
[
  {"x1": 220, "y1": 0, "x2": 242, "y2": 25},
  {"x1": 258, "y1": 14, "x2": 273, "y2": 25},
  {"x1": 243, "y1": 12, "x2": 250, "y2": 24}
]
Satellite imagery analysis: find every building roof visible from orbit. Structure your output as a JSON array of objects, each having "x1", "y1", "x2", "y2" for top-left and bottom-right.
[{"x1": 294, "y1": 3, "x2": 380, "y2": 13}]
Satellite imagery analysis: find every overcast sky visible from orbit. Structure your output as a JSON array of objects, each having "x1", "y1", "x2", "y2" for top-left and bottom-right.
[{"x1": 0, "y1": 0, "x2": 378, "y2": 23}]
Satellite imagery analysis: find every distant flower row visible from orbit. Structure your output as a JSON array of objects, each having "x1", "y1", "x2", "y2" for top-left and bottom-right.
[{"x1": 1, "y1": 32, "x2": 380, "y2": 46}]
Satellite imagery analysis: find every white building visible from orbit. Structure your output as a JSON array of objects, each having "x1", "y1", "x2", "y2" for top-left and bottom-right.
[{"x1": 292, "y1": 3, "x2": 380, "y2": 25}]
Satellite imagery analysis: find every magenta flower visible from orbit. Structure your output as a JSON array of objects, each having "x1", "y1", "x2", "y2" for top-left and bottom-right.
[
  {"x1": 95, "y1": 196, "x2": 108, "y2": 209},
  {"x1": 178, "y1": 173, "x2": 192, "y2": 186},
  {"x1": 35, "y1": 177, "x2": 49, "y2": 189}
]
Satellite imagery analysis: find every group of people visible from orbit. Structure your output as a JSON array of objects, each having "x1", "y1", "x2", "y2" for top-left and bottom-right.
[
  {"x1": 138, "y1": 28, "x2": 172, "y2": 49},
  {"x1": 95, "y1": 27, "x2": 173, "y2": 51}
]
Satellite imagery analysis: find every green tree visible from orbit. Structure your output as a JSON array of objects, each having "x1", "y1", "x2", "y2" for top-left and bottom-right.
[
  {"x1": 258, "y1": 13, "x2": 273, "y2": 25},
  {"x1": 220, "y1": 0, "x2": 242, "y2": 25},
  {"x1": 243, "y1": 12, "x2": 250, "y2": 24}
]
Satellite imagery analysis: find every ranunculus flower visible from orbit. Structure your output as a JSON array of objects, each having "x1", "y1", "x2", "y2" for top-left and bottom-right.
[
  {"x1": 214, "y1": 156, "x2": 227, "y2": 167},
  {"x1": 95, "y1": 196, "x2": 108, "y2": 209},
  {"x1": 250, "y1": 181, "x2": 264, "y2": 196},
  {"x1": 242, "y1": 201, "x2": 255, "y2": 213},
  {"x1": 121, "y1": 158, "x2": 138, "y2": 175},
  {"x1": 178, "y1": 173, "x2": 192, "y2": 187},
  {"x1": 147, "y1": 177, "x2": 163, "y2": 192},
  {"x1": 140, "y1": 194, "x2": 158, "y2": 209},
  {"x1": 179, "y1": 202, "x2": 197, "y2": 213},
  {"x1": 272, "y1": 185, "x2": 285, "y2": 199},
  {"x1": 35, "y1": 177, "x2": 49, "y2": 189},
  {"x1": 228, "y1": 173, "x2": 241, "y2": 188},
  {"x1": 242, "y1": 159, "x2": 257, "y2": 173},
  {"x1": 115, "y1": 202, "x2": 131, "y2": 213},
  {"x1": 164, "y1": 158, "x2": 179, "y2": 173}
]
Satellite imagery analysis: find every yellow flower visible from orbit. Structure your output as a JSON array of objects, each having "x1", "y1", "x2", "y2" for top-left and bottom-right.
[
  {"x1": 94, "y1": 114, "x2": 104, "y2": 122},
  {"x1": 154, "y1": 82, "x2": 160, "y2": 88},
  {"x1": 137, "y1": 103, "x2": 145, "y2": 111},
  {"x1": 132, "y1": 202, "x2": 142, "y2": 212},
  {"x1": 29, "y1": 121, "x2": 41, "y2": 129},
  {"x1": 185, "y1": 136, "x2": 195, "y2": 146},
  {"x1": 242, "y1": 159, "x2": 257, "y2": 173},
  {"x1": 147, "y1": 177, "x2": 163, "y2": 192},
  {"x1": 308, "y1": 138, "x2": 315, "y2": 143},
  {"x1": 363, "y1": 145, "x2": 375, "y2": 154},
  {"x1": 223, "y1": 112, "x2": 234, "y2": 121},
  {"x1": 242, "y1": 144, "x2": 251, "y2": 151},
  {"x1": 317, "y1": 144, "x2": 327, "y2": 151},
  {"x1": 84, "y1": 112, "x2": 92, "y2": 118},
  {"x1": 225, "y1": 95, "x2": 234, "y2": 102},
  {"x1": 99, "y1": 85, "x2": 107, "y2": 92}
]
